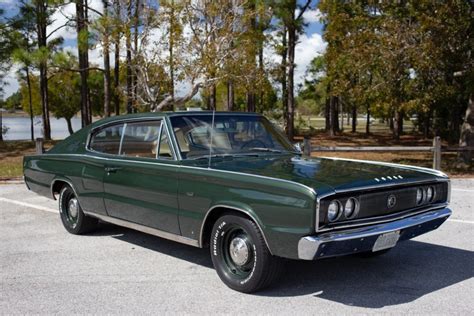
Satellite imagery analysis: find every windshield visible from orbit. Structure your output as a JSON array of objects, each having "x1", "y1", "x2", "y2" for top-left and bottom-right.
[{"x1": 169, "y1": 114, "x2": 297, "y2": 159}]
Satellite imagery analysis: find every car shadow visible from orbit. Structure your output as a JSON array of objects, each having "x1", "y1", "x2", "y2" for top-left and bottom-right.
[
  {"x1": 89, "y1": 222, "x2": 473, "y2": 307},
  {"x1": 259, "y1": 240, "x2": 474, "y2": 307},
  {"x1": 91, "y1": 221, "x2": 213, "y2": 268}
]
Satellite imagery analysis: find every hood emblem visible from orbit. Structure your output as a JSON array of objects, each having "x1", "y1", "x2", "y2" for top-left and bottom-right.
[{"x1": 387, "y1": 194, "x2": 397, "y2": 208}]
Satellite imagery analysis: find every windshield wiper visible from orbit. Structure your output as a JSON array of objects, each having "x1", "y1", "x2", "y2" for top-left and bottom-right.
[
  {"x1": 190, "y1": 153, "x2": 233, "y2": 160},
  {"x1": 247, "y1": 147, "x2": 282, "y2": 153},
  {"x1": 190, "y1": 153, "x2": 260, "y2": 160}
]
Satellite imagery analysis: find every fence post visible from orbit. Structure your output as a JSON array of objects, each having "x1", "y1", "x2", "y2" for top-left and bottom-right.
[
  {"x1": 303, "y1": 137, "x2": 311, "y2": 156},
  {"x1": 35, "y1": 138, "x2": 44, "y2": 154},
  {"x1": 432, "y1": 136, "x2": 441, "y2": 170}
]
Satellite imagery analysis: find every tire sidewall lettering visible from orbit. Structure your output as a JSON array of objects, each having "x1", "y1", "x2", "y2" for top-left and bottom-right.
[
  {"x1": 240, "y1": 244, "x2": 257, "y2": 285},
  {"x1": 213, "y1": 221, "x2": 226, "y2": 256}
]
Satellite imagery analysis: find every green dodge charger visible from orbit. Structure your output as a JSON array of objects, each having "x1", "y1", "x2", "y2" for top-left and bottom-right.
[{"x1": 23, "y1": 111, "x2": 451, "y2": 293}]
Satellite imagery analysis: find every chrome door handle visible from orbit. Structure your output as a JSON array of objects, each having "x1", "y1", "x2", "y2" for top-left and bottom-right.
[{"x1": 105, "y1": 167, "x2": 121, "y2": 174}]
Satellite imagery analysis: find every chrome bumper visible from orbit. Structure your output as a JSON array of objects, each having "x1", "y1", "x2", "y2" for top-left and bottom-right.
[{"x1": 298, "y1": 207, "x2": 452, "y2": 260}]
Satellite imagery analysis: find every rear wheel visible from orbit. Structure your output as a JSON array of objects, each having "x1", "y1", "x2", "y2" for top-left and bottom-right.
[
  {"x1": 59, "y1": 185, "x2": 98, "y2": 234},
  {"x1": 210, "y1": 214, "x2": 283, "y2": 293}
]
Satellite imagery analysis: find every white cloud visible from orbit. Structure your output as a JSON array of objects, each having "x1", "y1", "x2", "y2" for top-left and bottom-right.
[
  {"x1": 263, "y1": 30, "x2": 327, "y2": 94},
  {"x1": 48, "y1": 3, "x2": 76, "y2": 41},
  {"x1": 294, "y1": 32, "x2": 326, "y2": 88},
  {"x1": 2, "y1": 67, "x2": 20, "y2": 99},
  {"x1": 302, "y1": 8, "x2": 323, "y2": 24},
  {"x1": 47, "y1": 0, "x2": 103, "y2": 41},
  {"x1": 295, "y1": 8, "x2": 323, "y2": 24}
]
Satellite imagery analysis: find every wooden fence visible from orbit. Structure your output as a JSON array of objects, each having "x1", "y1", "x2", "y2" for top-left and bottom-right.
[
  {"x1": 303, "y1": 136, "x2": 473, "y2": 170},
  {"x1": 36, "y1": 137, "x2": 471, "y2": 171}
]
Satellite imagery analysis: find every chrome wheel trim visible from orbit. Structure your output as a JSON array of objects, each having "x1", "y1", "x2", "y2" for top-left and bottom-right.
[
  {"x1": 68, "y1": 198, "x2": 79, "y2": 219},
  {"x1": 229, "y1": 236, "x2": 250, "y2": 266}
]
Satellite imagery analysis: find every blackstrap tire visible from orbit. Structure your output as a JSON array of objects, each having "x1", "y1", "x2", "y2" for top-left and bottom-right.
[
  {"x1": 59, "y1": 185, "x2": 98, "y2": 234},
  {"x1": 210, "y1": 214, "x2": 284, "y2": 293}
]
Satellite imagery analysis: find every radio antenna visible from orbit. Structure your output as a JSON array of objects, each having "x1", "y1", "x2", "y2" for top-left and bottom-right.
[{"x1": 208, "y1": 109, "x2": 216, "y2": 169}]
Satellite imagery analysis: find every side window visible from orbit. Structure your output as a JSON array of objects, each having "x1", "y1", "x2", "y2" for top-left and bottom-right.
[
  {"x1": 89, "y1": 124, "x2": 124, "y2": 154},
  {"x1": 158, "y1": 127, "x2": 174, "y2": 160},
  {"x1": 120, "y1": 121, "x2": 161, "y2": 158}
]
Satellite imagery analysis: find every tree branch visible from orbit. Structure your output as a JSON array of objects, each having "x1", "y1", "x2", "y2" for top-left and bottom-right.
[{"x1": 296, "y1": 0, "x2": 312, "y2": 21}]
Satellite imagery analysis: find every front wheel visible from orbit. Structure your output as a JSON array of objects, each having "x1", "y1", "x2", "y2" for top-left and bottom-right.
[
  {"x1": 210, "y1": 214, "x2": 283, "y2": 293},
  {"x1": 59, "y1": 185, "x2": 98, "y2": 234}
]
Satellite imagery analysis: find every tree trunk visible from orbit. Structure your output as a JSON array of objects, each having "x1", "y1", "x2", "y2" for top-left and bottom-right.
[
  {"x1": 0, "y1": 110, "x2": 3, "y2": 142},
  {"x1": 393, "y1": 110, "x2": 400, "y2": 140},
  {"x1": 325, "y1": 97, "x2": 330, "y2": 131},
  {"x1": 423, "y1": 110, "x2": 432, "y2": 138},
  {"x1": 133, "y1": 0, "x2": 140, "y2": 109},
  {"x1": 36, "y1": 0, "x2": 51, "y2": 140},
  {"x1": 397, "y1": 110, "x2": 404, "y2": 136},
  {"x1": 258, "y1": 43, "x2": 264, "y2": 112},
  {"x1": 113, "y1": 0, "x2": 120, "y2": 115},
  {"x1": 334, "y1": 96, "x2": 339, "y2": 132},
  {"x1": 226, "y1": 80, "x2": 234, "y2": 111},
  {"x1": 168, "y1": 0, "x2": 174, "y2": 111},
  {"x1": 66, "y1": 117, "x2": 74, "y2": 135},
  {"x1": 459, "y1": 93, "x2": 474, "y2": 164},
  {"x1": 339, "y1": 97, "x2": 343, "y2": 132},
  {"x1": 351, "y1": 104, "x2": 357, "y2": 133},
  {"x1": 209, "y1": 84, "x2": 216, "y2": 111},
  {"x1": 103, "y1": 0, "x2": 111, "y2": 117},
  {"x1": 366, "y1": 104, "x2": 370, "y2": 135},
  {"x1": 287, "y1": 23, "x2": 296, "y2": 140},
  {"x1": 125, "y1": 1, "x2": 133, "y2": 113},
  {"x1": 246, "y1": 92, "x2": 255, "y2": 112},
  {"x1": 25, "y1": 67, "x2": 35, "y2": 142},
  {"x1": 246, "y1": 2, "x2": 257, "y2": 114},
  {"x1": 328, "y1": 96, "x2": 337, "y2": 136},
  {"x1": 281, "y1": 26, "x2": 288, "y2": 134},
  {"x1": 76, "y1": 0, "x2": 91, "y2": 127}
]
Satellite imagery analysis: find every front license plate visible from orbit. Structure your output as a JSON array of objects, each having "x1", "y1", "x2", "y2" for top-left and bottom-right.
[{"x1": 372, "y1": 230, "x2": 400, "y2": 252}]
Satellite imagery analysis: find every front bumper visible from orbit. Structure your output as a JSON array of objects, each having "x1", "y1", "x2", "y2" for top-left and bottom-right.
[{"x1": 298, "y1": 207, "x2": 452, "y2": 260}]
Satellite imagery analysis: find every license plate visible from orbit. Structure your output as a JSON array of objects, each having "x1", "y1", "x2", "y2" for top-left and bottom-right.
[{"x1": 372, "y1": 230, "x2": 400, "y2": 252}]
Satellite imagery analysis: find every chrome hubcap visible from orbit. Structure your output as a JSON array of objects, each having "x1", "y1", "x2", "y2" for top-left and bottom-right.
[
  {"x1": 229, "y1": 236, "x2": 250, "y2": 266},
  {"x1": 68, "y1": 198, "x2": 78, "y2": 218}
]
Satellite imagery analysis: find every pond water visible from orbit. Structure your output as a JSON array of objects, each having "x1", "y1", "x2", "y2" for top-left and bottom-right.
[{"x1": 1, "y1": 116, "x2": 83, "y2": 140}]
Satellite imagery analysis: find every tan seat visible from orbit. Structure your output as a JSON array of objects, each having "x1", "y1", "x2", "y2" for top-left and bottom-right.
[{"x1": 174, "y1": 129, "x2": 190, "y2": 153}]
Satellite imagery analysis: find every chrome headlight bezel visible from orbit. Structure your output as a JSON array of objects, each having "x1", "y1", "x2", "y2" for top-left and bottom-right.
[
  {"x1": 426, "y1": 186, "x2": 435, "y2": 202},
  {"x1": 416, "y1": 187, "x2": 424, "y2": 205},
  {"x1": 327, "y1": 200, "x2": 342, "y2": 222},
  {"x1": 344, "y1": 197, "x2": 359, "y2": 219}
]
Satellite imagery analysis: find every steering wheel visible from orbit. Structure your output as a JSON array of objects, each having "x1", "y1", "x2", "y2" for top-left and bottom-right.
[{"x1": 240, "y1": 139, "x2": 267, "y2": 149}]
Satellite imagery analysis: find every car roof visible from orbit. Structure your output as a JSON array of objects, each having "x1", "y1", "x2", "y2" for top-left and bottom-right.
[{"x1": 90, "y1": 111, "x2": 262, "y2": 129}]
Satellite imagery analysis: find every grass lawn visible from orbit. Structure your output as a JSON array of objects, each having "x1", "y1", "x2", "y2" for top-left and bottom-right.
[{"x1": 0, "y1": 140, "x2": 57, "y2": 180}]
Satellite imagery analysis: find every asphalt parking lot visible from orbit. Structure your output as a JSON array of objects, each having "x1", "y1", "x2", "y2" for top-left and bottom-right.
[{"x1": 1, "y1": 180, "x2": 473, "y2": 314}]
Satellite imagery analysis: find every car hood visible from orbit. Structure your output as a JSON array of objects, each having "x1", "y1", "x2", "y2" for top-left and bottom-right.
[{"x1": 209, "y1": 155, "x2": 447, "y2": 195}]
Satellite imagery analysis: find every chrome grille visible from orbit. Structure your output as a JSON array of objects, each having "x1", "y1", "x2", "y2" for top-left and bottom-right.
[{"x1": 318, "y1": 181, "x2": 449, "y2": 231}]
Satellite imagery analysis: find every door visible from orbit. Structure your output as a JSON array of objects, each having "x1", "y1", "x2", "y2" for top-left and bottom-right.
[
  {"x1": 80, "y1": 122, "x2": 125, "y2": 215},
  {"x1": 102, "y1": 120, "x2": 181, "y2": 234}
]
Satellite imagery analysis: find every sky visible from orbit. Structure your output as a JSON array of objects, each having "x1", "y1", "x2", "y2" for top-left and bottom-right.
[{"x1": 0, "y1": 0, "x2": 326, "y2": 99}]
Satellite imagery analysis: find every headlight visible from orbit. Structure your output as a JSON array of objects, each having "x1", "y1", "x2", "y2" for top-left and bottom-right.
[
  {"x1": 426, "y1": 186, "x2": 435, "y2": 202},
  {"x1": 328, "y1": 200, "x2": 341, "y2": 222},
  {"x1": 416, "y1": 188, "x2": 424, "y2": 205},
  {"x1": 344, "y1": 197, "x2": 359, "y2": 219}
]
